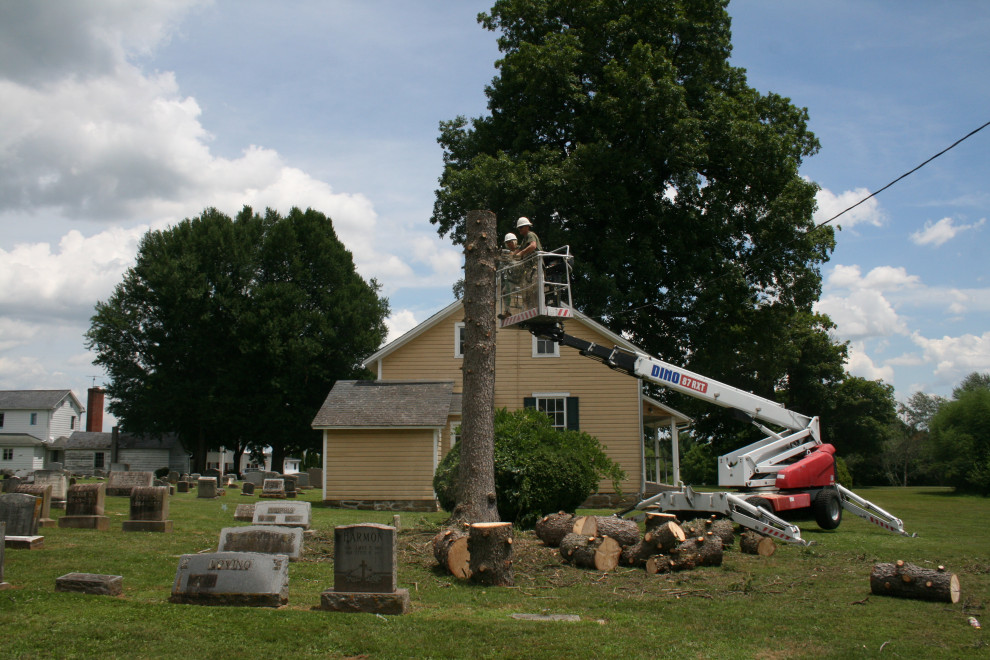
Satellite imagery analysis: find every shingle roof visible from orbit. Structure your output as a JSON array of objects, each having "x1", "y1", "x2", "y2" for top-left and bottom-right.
[
  {"x1": 311, "y1": 380, "x2": 455, "y2": 428},
  {"x1": 63, "y1": 431, "x2": 182, "y2": 451},
  {"x1": 0, "y1": 433, "x2": 46, "y2": 447},
  {"x1": 0, "y1": 390, "x2": 78, "y2": 411}
]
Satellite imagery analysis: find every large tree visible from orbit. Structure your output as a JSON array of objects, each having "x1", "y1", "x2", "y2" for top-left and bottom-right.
[
  {"x1": 86, "y1": 206, "x2": 389, "y2": 472},
  {"x1": 927, "y1": 373, "x2": 990, "y2": 494},
  {"x1": 432, "y1": 1, "x2": 838, "y2": 450}
]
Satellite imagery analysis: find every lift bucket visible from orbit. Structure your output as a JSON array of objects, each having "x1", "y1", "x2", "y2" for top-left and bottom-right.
[{"x1": 496, "y1": 246, "x2": 574, "y2": 329}]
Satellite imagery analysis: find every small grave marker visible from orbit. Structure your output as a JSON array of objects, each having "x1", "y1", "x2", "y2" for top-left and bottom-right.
[
  {"x1": 252, "y1": 501, "x2": 311, "y2": 529},
  {"x1": 218, "y1": 525, "x2": 303, "y2": 560},
  {"x1": 234, "y1": 504, "x2": 255, "y2": 521},
  {"x1": 56, "y1": 573, "x2": 123, "y2": 596},
  {"x1": 197, "y1": 478, "x2": 219, "y2": 499},
  {"x1": 260, "y1": 479, "x2": 286, "y2": 499}
]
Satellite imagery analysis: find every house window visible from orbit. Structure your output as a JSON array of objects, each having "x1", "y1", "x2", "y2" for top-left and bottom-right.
[
  {"x1": 0, "y1": 412, "x2": 4, "y2": 427},
  {"x1": 94, "y1": 452, "x2": 105, "y2": 469},
  {"x1": 454, "y1": 322, "x2": 466, "y2": 358},
  {"x1": 532, "y1": 335, "x2": 560, "y2": 358},
  {"x1": 524, "y1": 394, "x2": 580, "y2": 431},
  {"x1": 30, "y1": 412, "x2": 38, "y2": 425},
  {"x1": 2, "y1": 448, "x2": 12, "y2": 461},
  {"x1": 70, "y1": 416, "x2": 76, "y2": 430}
]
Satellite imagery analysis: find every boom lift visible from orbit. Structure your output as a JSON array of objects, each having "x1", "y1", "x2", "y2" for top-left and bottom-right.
[{"x1": 496, "y1": 248, "x2": 912, "y2": 545}]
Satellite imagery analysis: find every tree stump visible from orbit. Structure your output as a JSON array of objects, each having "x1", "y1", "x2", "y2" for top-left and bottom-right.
[
  {"x1": 534, "y1": 512, "x2": 575, "y2": 547},
  {"x1": 642, "y1": 520, "x2": 685, "y2": 555},
  {"x1": 432, "y1": 527, "x2": 470, "y2": 578},
  {"x1": 468, "y1": 522, "x2": 514, "y2": 586},
  {"x1": 571, "y1": 515, "x2": 598, "y2": 536},
  {"x1": 593, "y1": 516, "x2": 640, "y2": 547},
  {"x1": 559, "y1": 533, "x2": 622, "y2": 571},
  {"x1": 740, "y1": 530, "x2": 776, "y2": 557},
  {"x1": 870, "y1": 561, "x2": 960, "y2": 603}
]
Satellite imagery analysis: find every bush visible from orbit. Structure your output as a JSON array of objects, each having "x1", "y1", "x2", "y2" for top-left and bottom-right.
[
  {"x1": 154, "y1": 467, "x2": 170, "y2": 479},
  {"x1": 834, "y1": 456, "x2": 853, "y2": 487},
  {"x1": 433, "y1": 408, "x2": 625, "y2": 528}
]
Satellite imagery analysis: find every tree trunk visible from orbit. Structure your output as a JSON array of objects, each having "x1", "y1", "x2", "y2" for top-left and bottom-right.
[
  {"x1": 559, "y1": 534, "x2": 622, "y2": 571},
  {"x1": 644, "y1": 511, "x2": 679, "y2": 533},
  {"x1": 642, "y1": 521, "x2": 685, "y2": 555},
  {"x1": 453, "y1": 210, "x2": 500, "y2": 524},
  {"x1": 870, "y1": 561, "x2": 960, "y2": 603},
  {"x1": 468, "y1": 522, "x2": 513, "y2": 586},
  {"x1": 740, "y1": 530, "x2": 777, "y2": 557},
  {"x1": 620, "y1": 541, "x2": 649, "y2": 567},
  {"x1": 432, "y1": 527, "x2": 471, "y2": 578},
  {"x1": 571, "y1": 515, "x2": 598, "y2": 536},
  {"x1": 534, "y1": 512, "x2": 575, "y2": 547},
  {"x1": 711, "y1": 519, "x2": 735, "y2": 548},
  {"x1": 645, "y1": 555, "x2": 674, "y2": 575},
  {"x1": 593, "y1": 516, "x2": 640, "y2": 547}
]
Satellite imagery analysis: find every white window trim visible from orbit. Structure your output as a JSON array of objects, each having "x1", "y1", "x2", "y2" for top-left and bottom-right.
[
  {"x1": 531, "y1": 334, "x2": 560, "y2": 358},
  {"x1": 454, "y1": 322, "x2": 466, "y2": 358},
  {"x1": 532, "y1": 392, "x2": 570, "y2": 430}
]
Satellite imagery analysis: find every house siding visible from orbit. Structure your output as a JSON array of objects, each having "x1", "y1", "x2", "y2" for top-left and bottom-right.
[
  {"x1": 0, "y1": 411, "x2": 47, "y2": 439},
  {"x1": 323, "y1": 428, "x2": 438, "y2": 501},
  {"x1": 64, "y1": 450, "x2": 107, "y2": 474},
  {"x1": 0, "y1": 446, "x2": 45, "y2": 473},
  {"x1": 118, "y1": 449, "x2": 172, "y2": 473},
  {"x1": 50, "y1": 400, "x2": 83, "y2": 439},
  {"x1": 378, "y1": 308, "x2": 643, "y2": 495}
]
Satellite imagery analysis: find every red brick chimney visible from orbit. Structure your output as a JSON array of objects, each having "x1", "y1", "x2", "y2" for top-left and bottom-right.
[{"x1": 86, "y1": 387, "x2": 105, "y2": 432}]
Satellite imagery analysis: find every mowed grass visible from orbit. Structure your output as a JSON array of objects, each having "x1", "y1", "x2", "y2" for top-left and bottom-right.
[{"x1": 0, "y1": 485, "x2": 987, "y2": 659}]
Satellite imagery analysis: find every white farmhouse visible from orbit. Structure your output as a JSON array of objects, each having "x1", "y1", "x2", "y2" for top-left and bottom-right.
[{"x1": 0, "y1": 390, "x2": 85, "y2": 474}]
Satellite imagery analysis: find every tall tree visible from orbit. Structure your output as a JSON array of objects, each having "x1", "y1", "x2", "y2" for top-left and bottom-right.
[
  {"x1": 432, "y1": 0, "x2": 838, "y2": 448},
  {"x1": 927, "y1": 372, "x2": 990, "y2": 494},
  {"x1": 86, "y1": 206, "x2": 389, "y2": 472}
]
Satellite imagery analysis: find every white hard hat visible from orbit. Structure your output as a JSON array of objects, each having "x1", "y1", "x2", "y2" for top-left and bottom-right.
[
  {"x1": 516, "y1": 216, "x2": 532, "y2": 228},
  {"x1": 504, "y1": 232, "x2": 517, "y2": 243}
]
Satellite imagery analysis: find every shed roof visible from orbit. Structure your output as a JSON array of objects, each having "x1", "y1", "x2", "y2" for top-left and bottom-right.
[
  {"x1": 0, "y1": 389, "x2": 83, "y2": 412},
  {"x1": 0, "y1": 433, "x2": 46, "y2": 447},
  {"x1": 311, "y1": 380, "x2": 455, "y2": 428}
]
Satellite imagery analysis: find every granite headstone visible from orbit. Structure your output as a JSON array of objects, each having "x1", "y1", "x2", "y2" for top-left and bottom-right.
[
  {"x1": 59, "y1": 483, "x2": 109, "y2": 530},
  {"x1": 252, "y1": 501, "x2": 311, "y2": 529},
  {"x1": 32, "y1": 470, "x2": 68, "y2": 509},
  {"x1": 106, "y1": 471, "x2": 154, "y2": 497},
  {"x1": 15, "y1": 484, "x2": 54, "y2": 527},
  {"x1": 321, "y1": 523, "x2": 409, "y2": 614},
  {"x1": 170, "y1": 552, "x2": 289, "y2": 607},
  {"x1": 218, "y1": 525, "x2": 303, "y2": 560},
  {"x1": 260, "y1": 479, "x2": 286, "y2": 499},
  {"x1": 122, "y1": 486, "x2": 172, "y2": 532}
]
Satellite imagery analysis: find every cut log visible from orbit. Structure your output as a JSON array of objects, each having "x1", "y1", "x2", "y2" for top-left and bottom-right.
[
  {"x1": 559, "y1": 533, "x2": 622, "y2": 572},
  {"x1": 644, "y1": 554, "x2": 673, "y2": 575},
  {"x1": 697, "y1": 532, "x2": 724, "y2": 567},
  {"x1": 642, "y1": 521, "x2": 685, "y2": 554},
  {"x1": 739, "y1": 530, "x2": 776, "y2": 557},
  {"x1": 620, "y1": 541, "x2": 649, "y2": 567},
  {"x1": 534, "y1": 512, "x2": 575, "y2": 547},
  {"x1": 870, "y1": 561, "x2": 960, "y2": 604},
  {"x1": 432, "y1": 527, "x2": 470, "y2": 578},
  {"x1": 643, "y1": 511, "x2": 679, "y2": 534},
  {"x1": 468, "y1": 522, "x2": 514, "y2": 587},
  {"x1": 571, "y1": 515, "x2": 598, "y2": 537},
  {"x1": 593, "y1": 516, "x2": 640, "y2": 547},
  {"x1": 711, "y1": 519, "x2": 735, "y2": 548}
]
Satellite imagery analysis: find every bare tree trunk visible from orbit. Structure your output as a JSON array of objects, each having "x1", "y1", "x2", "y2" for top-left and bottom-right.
[{"x1": 452, "y1": 210, "x2": 499, "y2": 524}]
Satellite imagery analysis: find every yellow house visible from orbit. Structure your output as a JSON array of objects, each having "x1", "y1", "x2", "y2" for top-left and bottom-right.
[{"x1": 311, "y1": 300, "x2": 691, "y2": 511}]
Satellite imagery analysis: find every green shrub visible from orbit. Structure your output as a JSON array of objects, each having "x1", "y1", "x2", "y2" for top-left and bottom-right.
[
  {"x1": 433, "y1": 408, "x2": 625, "y2": 528},
  {"x1": 154, "y1": 466, "x2": 170, "y2": 479},
  {"x1": 834, "y1": 455, "x2": 853, "y2": 487}
]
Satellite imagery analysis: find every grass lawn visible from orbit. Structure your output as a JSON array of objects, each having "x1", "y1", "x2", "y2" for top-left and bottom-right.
[{"x1": 0, "y1": 484, "x2": 986, "y2": 659}]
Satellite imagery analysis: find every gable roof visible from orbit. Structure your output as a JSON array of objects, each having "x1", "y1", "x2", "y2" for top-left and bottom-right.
[
  {"x1": 312, "y1": 380, "x2": 455, "y2": 429},
  {"x1": 0, "y1": 389, "x2": 83, "y2": 412},
  {"x1": 362, "y1": 300, "x2": 640, "y2": 368}
]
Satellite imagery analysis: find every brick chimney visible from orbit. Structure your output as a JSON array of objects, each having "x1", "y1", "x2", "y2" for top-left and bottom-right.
[{"x1": 86, "y1": 387, "x2": 105, "y2": 432}]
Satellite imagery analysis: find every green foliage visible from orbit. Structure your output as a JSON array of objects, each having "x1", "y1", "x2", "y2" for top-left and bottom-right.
[
  {"x1": 678, "y1": 439, "x2": 717, "y2": 485},
  {"x1": 86, "y1": 206, "x2": 389, "y2": 470},
  {"x1": 834, "y1": 455, "x2": 853, "y2": 487},
  {"x1": 820, "y1": 377, "x2": 897, "y2": 485},
  {"x1": 154, "y1": 466, "x2": 170, "y2": 479},
  {"x1": 433, "y1": 408, "x2": 624, "y2": 527},
  {"x1": 928, "y1": 387, "x2": 990, "y2": 494}
]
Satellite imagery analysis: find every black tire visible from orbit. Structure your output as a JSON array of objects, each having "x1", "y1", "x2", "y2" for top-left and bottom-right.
[
  {"x1": 746, "y1": 496, "x2": 773, "y2": 513},
  {"x1": 812, "y1": 489, "x2": 842, "y2": 530}
]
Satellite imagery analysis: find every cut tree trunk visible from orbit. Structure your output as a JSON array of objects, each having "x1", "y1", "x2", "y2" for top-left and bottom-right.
[
  {"x1": 468, "y1": 522, "x2": 514, "y2": 586},
  {"x1": 453, "y1": 209, "x2": 499, "y2": 524},
  {"x1": 559, "y1": 533, "x2": 622, "y2": 572},
  {"x1": 668, "y1": 535, "x2": 723, "y2": 571},
  {"x1": 620, "y1": 541, "x2": 648, "y2": 567},
  {"x1": 571, "y1": 515, "x2": 598, "y2": 536},
  {"x1": 432, "y1": 527, "x2": 470, "y2": 578},
  {"x1": 739, "y1": 530, "x2": 777, "y2": 557},
  {"x1": 870, "y1": 560, "x2": 960, "y2": 603},
  {"x1": 711, "y1": 519, "x2": 735, "y2": 548},
  {"x1": 645, "y1": 555, "x2": 674, "y2": 575},
  {"x1": 644, "y1": 512, "x2": 679, "y2": 532},
  {"x1": 593, "y1": 516, "x2": 640, "y2": 547},
  {"x1": 642, "y1": 521, "x2": 685, "y2": 555},
  {"x1": 534, "y1": 512, "x2": 575, "y2": 547},
  {"x1": 697, "y1": 533, "x2": 724, "y2": 567}
]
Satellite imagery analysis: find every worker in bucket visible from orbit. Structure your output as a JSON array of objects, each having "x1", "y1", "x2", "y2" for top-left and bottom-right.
[
  {"x1": 514, "y1": 217, "x2": 542, "y2": 309},
  {"x1": 499, "y1": 232, "x2": 520, "y2": 315}
]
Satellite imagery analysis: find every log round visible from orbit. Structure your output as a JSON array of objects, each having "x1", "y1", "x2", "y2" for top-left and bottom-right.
[
  {"x1": 644, "y1": 512, "x2": 679, "y2": 533},
  {"x1": 642, "y1": 521, "x2": 685, "y2": 554},
  {"x1": 739, "y1": 530, "x2": 776, "y2": 557},
  {"x1": 644, "y1": 554, "x2": 673, "y2": 575},
  {"x1": 534, "y1": 512, "x2": 575, "y2": 547},
  {"x1": 559, "y1": 533, "x2": 622, "y2": 572},
  {"x1": 870, "y1": 561, "x2": 960, "y2": 603},
  {"x1": 594, "y1": 516, "x2": 640, "y2": 547},
  {"x1": 432, "y1": 527, "x2": 471, "y2": 578},
  {"x1": 620, "y1": 541, "x2": 649, "y2": 567},
  {"x1": 697, "y1": 532, "x2": 724, "y2": 567},
  {"x1": 468, "y1": 522, "x2": 514, "y2": 587},
  {"x1": 571, "y1": 515, "x2": 598, "y2": 537},
  {"x1": 710, "y1": 519, "x2": 735, "y2": 548}
]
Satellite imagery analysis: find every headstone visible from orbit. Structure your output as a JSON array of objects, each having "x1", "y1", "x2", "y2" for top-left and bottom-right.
[
  {"x1": 307, "y1": 468, "x2": 323, "y2": 490},
  {"x1": 0, "y1": 492, "x2": 42, "y2": 536},
  {"x1": 122, "y1": 486, "x2": 172, "y2": 532},
  {"x1": 15, "y1": 484, "x2": 55, "y2": 527},
  {"x1": 176, "y1": 481, "x2": 190, "y2": 494},
  {"x1": 59, "y1": 483, "x2": 109, "y2": 530},
  {"x1": 233, "y1": 504, "x2": 255, "y2": 522},
  {"x1": 34, "y1": 470, "x2": 68, "y2": 509},
  {"x1": 218, "y1": 525, "x2": 303, "y2": 560},
  {"x1": 252, "y1": 501, "x2": 311, "y2": 529},
  {"x1": 243, "y1": 472, "x2": 264, "y2": 487},
  {"x1": 222, "y1": 475, "x2": 236, "y2": 487},
  {"x1": 55, "y1": 573, "x2": 123, "y2": 596},
  {"x1": 106, "y1": 471, "x2": 154, "y2": 497},
  {"x1": 283, "y1": 475, "x2": 298, "y2": 498},
  {"x1": 109, "y1": 462, "x2": 129, "y2": 472},
  {"x1": 1, "y1": 477, "x2": 22, "y2": 493},
  {"x1": 260, "y1": 479, "x2": 286, "y2": 499},
  {"x1": 0, "y1": 521, "x2": 8, "y2": 590},
  {"x1": 168, "y1": 471, "x2": 180, "y2": 484},
  {"x1": 320, "y1": 523, "x2": 409, "y2": 614},
  {"x1": 294, "y1": 473, "x2": 310, "y2": 489},
  {"x1": 197, "y1": 478, "x2": 218, "y2": 499},
  {"x1": 241, "y1": 482, "x2": 255, "y2": 496},
  {"x1": 47, "y1": 462, "x2": 63, "y2": 472},
  {"x1": 169, "y1": 552, "x2": 289, "y2": 607}
]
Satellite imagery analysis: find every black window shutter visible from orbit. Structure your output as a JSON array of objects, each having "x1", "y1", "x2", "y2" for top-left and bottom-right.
[
  {"x1": 566, "y1": 397, "x2": 579, "y2": 431},
  {"x1": 523, "y1": 397, "x2": 536, "y2": 409}
]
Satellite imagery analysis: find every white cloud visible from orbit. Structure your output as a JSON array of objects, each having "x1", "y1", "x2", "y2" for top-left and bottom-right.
[
  {"x1": 909, "y1": 331, "x2": 990, "y2": 383},
  {"x1": 909, "y1": 216, "x2": 986, "y2": 247},
  {"x1": 384, "y1": 310, "x2": 420, "y2": 344},
  {"x1": 814, "y1": 186, "x2": 886, "y2": 229},
  {"x1": 844, "y1": 342, "x2": 894, "y2": 382},
  {"x1": 816, "y1": 289, "x2": 907, "y2": 340},
  {"x1": 826, "y1": 264, "x2": 920, "y2": 291}
]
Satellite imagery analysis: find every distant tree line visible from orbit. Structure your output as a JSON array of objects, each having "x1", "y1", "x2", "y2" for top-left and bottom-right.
[{"x1": 86, "y1": 206, "x2": 389, "y2": 473}]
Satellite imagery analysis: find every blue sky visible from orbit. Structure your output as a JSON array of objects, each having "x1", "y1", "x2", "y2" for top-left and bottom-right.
[{"x1": 0, "y1": 1, "x2": 987, "y2": 429}]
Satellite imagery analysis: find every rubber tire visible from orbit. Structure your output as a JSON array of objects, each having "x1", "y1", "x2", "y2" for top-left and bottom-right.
[
  {"x1": 812, "y1": 489, "x2": 842, "y2": 530},
  {"x1": 746, "y1": 496, "x2": 773, "y2": 513}
]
